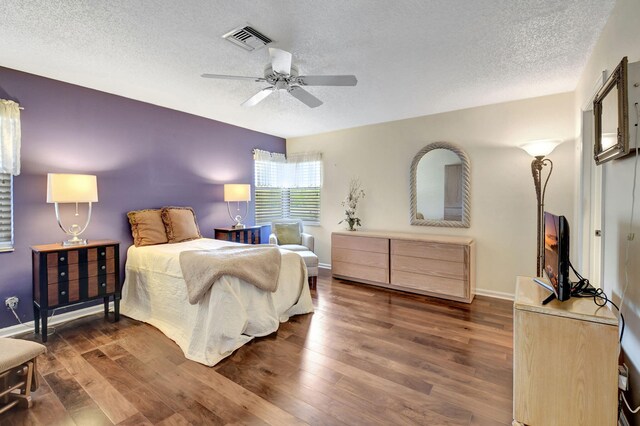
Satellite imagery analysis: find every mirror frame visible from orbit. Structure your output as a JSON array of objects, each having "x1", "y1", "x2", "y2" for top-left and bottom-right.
[
  {"x1": 593, "y1": 56, "x2": 629, "y2": 165},
  {"x1": 410, "y1": 142, "x2": 471, "y2": 228}
]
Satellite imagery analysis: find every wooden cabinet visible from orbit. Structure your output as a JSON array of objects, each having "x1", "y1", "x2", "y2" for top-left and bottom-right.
[
  {"x1": 332, "y1": 233, "x2": 389, "y2": 284},
  {"x1": 214, "y1": 226, "x2": 262, "y2": 244},
  {"x1": 331, "y1": 231, "x2": 474, "y2": 303},
  {"x1": 513, "y1": 276, "x2": 618, "y2": 426},
  {"x1": 32, "y1": 240, "x2": 120, "y2": 342}
]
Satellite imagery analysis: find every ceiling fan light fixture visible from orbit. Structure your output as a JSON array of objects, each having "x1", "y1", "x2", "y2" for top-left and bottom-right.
[{"x1": 202, "y1": 48, "x2": 357, "y2": 108}]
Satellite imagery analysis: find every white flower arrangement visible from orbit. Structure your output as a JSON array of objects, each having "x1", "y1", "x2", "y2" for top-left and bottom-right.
[{"x1": 339, "y1": 178, "x2": 365, "y2": 231}]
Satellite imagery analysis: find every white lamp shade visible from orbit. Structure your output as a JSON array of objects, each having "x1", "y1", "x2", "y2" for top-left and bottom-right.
[
  {"x1": 520, "y1": 140, "x2": 562, "y2": 158},
  {"x1": 224, "y1": 184, "x2": 251, "y2": 202},
  {"x1": 47, "y1": 173, "x2": 98, "y2": 203}
]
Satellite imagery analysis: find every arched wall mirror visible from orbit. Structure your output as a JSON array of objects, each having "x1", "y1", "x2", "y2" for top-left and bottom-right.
[{"x1": 410, "y1": 142, "x2": 471, "y2": 227}]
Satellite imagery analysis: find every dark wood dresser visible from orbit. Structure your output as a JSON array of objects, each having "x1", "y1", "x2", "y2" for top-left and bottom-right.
[
  {"x1": 31, "y1": 240, "x2": 120, "y2": 342},
  {"x1": 214, "y1": 226, "x2": 262, "y2": 244}
]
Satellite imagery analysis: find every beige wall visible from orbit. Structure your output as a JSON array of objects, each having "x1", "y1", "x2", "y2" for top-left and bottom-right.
[
  {"x1": 574, "y1": 0, "x2": 640, "y2": 420},
  {"x1": 287, "y1": 92, "x2": 576, "y2": 297}
]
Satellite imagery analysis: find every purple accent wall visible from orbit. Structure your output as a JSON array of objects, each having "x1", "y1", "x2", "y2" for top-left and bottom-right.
[{"x1": 0, "y1": 66, "x2": 284, "y2": 329}]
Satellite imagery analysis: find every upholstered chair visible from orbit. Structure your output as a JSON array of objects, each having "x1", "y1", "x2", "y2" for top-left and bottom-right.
[
  {"x1": 269, "y1": 219, "x2": 314, "y2": 252},
  {"x1": 269, "y1": 219, "x2": 318, "y2": 288}
]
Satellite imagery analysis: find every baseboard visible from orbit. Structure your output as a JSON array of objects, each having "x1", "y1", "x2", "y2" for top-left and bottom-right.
[
  {"x1": 475, "y1": 288, "x2": 514, "y2": 301},
  {"x1": 318, "y1": 263, "x2": 514, "y2": 301},
  {"x1": 0, "y1": 303, "x2": 113, "y2": 338}
]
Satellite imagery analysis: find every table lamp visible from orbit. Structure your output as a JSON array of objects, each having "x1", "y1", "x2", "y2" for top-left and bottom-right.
[
  {"x1": 224, "y1": 184, "x2": 251, "y2": 229},
  {"x1": 47, "y1": 173, "x2": 98, "y2": 246}
]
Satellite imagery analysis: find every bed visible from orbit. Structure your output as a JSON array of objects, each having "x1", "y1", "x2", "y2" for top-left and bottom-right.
[{"x1": 120, "y1": 238, "x2": 314, "y2": 366}]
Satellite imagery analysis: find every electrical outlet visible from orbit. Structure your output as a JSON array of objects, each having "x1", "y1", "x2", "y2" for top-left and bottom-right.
[
  {"x1": 619, "y1": 364, "x2": 629, "y2": 391},
  {"x1": 4, "y1": 296, "x2": 19, "y2": 310}
]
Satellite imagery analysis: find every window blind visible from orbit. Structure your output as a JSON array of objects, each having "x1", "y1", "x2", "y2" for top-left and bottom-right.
[
  {"x1": 0, "y1": 173, "x2": 13, "y2": 250},
  {"x1": 254, "y1": 150, "x2": 322, "y2": 225}
]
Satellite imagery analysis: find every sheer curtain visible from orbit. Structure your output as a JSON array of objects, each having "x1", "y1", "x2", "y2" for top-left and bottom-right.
[
  {"x1": 253, "y1": 149, "x2": 323, "y2": 224},
  {"x1": 285, "y1": 152, "x2": 323, "y2": 188},
  {"x1": 0, "y1": 100, "x2": 21, "y2": 176},
  {"x1": 254, "y1": 149, "x2": 287, "y2": 187}
]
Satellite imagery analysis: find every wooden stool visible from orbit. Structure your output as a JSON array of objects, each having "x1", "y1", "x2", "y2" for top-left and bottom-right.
[{"x1": 0, "y1": 338, "x2": 46, "y2": 414}]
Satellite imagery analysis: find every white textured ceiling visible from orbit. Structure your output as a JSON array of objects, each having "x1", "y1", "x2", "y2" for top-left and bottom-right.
[{"x1": 0, "y1": 0, "x2": 615, "y2": 138}]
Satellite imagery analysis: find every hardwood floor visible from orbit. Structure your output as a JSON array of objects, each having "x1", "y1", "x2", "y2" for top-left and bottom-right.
[{"x1": 0, "y1": 269, "x2": 514, "y2": 425}]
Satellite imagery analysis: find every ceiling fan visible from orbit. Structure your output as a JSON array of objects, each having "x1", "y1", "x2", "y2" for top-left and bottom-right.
[{"x1": 201, "y1": 48, "x2": 357, "y2": 108}]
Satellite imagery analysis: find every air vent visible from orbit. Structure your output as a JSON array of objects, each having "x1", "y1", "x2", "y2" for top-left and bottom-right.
[{"x1": 222, "y1": 24, "x2": 273, "y2": 52}]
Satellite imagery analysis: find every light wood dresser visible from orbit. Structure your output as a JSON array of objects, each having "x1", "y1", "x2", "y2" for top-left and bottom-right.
[
  {"x1": 331, "y1": 231, "x2": 475, "y2": 303},
  {"x1": 513, "y1": 276, "x2": 618, "y2": 426}
]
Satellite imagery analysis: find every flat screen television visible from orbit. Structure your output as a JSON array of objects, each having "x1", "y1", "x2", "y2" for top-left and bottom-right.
[{"x1": 534, "y1": 211, "x2": 571, "y2": 303}]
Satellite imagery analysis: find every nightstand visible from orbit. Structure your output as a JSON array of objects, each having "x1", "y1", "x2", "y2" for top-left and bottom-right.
[
  {"x1": 214, "y1": 226, "x2": 262, "y2": 244},
  {"x1": 31, "y1": 240, "x2": 120, "y2": 342}
]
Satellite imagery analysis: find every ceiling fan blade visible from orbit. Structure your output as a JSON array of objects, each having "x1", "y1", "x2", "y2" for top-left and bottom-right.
[
  {"x1": 297, "y1": 75, "x2": 358, "y2": 86},
  {"x1": 201, "y1": 73, "x2": 266, "y2": 82},
  {"x1": 268, "y1": 48, "x2": 292, "y2": 75},
  {"x1": 288, "y1": 86, "x2": 323, "y2": 108},
  {"x1": 241, "y1": 87, "x2": 275, "y2": 107}
]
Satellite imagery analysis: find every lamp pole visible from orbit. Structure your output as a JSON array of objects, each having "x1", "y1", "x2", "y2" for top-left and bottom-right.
[{"x1": 530, "y1": 156, "x2": 553, "y2": 277}]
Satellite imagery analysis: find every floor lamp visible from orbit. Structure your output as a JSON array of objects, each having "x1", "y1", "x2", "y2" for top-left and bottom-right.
[{"x1": 520, "y1": 140, "x2": 561, "y2": 277}]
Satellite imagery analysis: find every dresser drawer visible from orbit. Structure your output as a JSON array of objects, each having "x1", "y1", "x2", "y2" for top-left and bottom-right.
[
  {"x1": 332, "y1": 234, "x2": 389, "y2": 254},
  {"x1": 89, "y1": 246, "x2": 115, "y2": 261},
  {"x1": 332, "y1": 247, "x2": 388, "y2": 268},
  {"x1": 332, "y1": 260, "x2": 389, "y2": 284},
  {"x1": 45, "y1": 245, "x2": 115, "y2": 265},
  {"x1": 47, "y1": 274, "x2": 117, "y2": 307},
  {"x1": 47, "y1": 258, "x2": 116, "y2": 284},
  {"x1": 390, "y1": 270, "x2": 467, "y2": 298},
  {"x1": 47, "y1": 250, "x2": 79, "y2": 265},
  {"x1": 391, "y1": 239, "x2": 465, "y2": 263},
  {"x1": 391, "y1": 255, "x2": 466, "y2": 281}
]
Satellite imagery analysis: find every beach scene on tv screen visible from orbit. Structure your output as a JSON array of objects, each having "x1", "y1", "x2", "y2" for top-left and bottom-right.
[{"x1": 544, "y1": 213, "x2": 560, "y2": 288}]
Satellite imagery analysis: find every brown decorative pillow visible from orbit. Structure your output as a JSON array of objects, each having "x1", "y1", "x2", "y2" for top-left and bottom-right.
[
  {"x1": 161, "y1": 206, "x2": 202, "y2": 243},
  {"x1": 127, "y1": 209, "x2": 169, "y2": 247}
]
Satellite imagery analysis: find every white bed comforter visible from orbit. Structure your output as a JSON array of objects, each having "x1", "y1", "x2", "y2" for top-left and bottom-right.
[{"x1": 120, "y1": 238, "x2": 314, "y2": 366}]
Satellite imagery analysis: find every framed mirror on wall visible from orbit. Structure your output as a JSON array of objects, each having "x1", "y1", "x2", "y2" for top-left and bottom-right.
[
  {"x1": 410, "y1": 142, "x2": 471, "y2": 228},
  {"x1": 593, "y1": 56, "x2": 629, "y2": 165}
]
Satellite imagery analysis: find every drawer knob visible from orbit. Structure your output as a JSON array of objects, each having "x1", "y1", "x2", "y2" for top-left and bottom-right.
[
  {"x1": 60, "y1": 272, "x2": 66, "y2": 277},
  {"x1": 101, "y1": 252, "x2": 105, "y2": 256},
  {"x1": 60, "y1": 291, "x2": 66, "y2": 296},
  {"x1": 101, "y1": 265, "x2": 106, "y2": 270},
  {"x1": 101, "y1": 283, "x2": 106, "y2": 287},
  {"x1": 60, "y1": 256, "x2": 65, "y2": 262}
]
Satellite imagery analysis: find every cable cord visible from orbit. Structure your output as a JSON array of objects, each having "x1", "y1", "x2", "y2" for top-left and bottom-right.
[
  {"x1": 8, "y1": 306, "x2": 31, "y2": 330},
  {"x1": 8, "y1": 305, "x2": 57, "y2": 336},
  {"x1": 569, "y1": 261, "x2": 625, "y2": 342},
  {"x1": 622, "y1": 391, "x2": 640, "y2": 414}
]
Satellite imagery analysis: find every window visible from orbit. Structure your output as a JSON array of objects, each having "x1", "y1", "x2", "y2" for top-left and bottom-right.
[
  {"x1": 0, "y1": 99, "x2": 21, "y2": 251},
  {"x1": 254, "y1": 150, "x2": 322, "y2": 225},
  {"x1": 0, "y1": 173, "x2": 13, "y2": 251}
]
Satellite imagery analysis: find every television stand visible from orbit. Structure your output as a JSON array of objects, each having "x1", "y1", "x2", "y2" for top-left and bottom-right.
[
  {"x1": 541, "y1": 292, "x2": 556, "y2": 305},
  {"x1": 513, "y1": 276, "x2": 618, "y2": 425}
]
